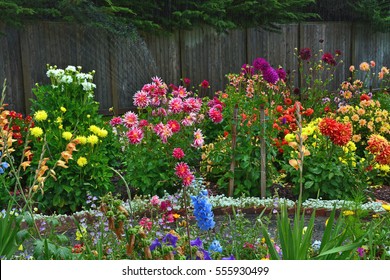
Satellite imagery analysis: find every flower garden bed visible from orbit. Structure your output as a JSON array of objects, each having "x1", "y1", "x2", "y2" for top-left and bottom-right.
[{"x1": 1, "y1": 49, "x2": 390, "y2": 260}]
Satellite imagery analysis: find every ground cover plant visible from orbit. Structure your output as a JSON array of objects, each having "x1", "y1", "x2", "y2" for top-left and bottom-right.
[{"x1": 1, "y1": 48, "x2": 390, "y2": 260}]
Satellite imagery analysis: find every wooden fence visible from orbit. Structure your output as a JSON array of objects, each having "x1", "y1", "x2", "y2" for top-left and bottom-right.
[{"x1": 0, "y1": 21, "x2": 389, "y2": 115}]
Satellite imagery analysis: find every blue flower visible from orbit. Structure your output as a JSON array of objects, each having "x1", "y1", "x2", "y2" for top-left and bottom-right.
[
  {"x1": 208, "y1": 240, "x2": 222, "y2": 253},
  {"x1": 162, "y1": 233, "x2": 178, "y2": 248},
  {"x1": 0, "y1": 161, "x2": 10, "y2": 175},
  {"x1": 150, "y1": 238, "x2": 162, "y2": 251},
  {"x1": 191, "y1": 190, "x2": 215, "y2": 231},
  {"x1": 222, "y1": 254, "x2": 235, "y2": 260}
]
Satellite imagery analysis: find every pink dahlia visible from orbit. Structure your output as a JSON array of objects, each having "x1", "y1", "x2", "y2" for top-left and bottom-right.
[
  {"x1": 172, "y1": 86, "x2": 188, "y2": 98},
  {"x1": 133, "y1": 90, "x2": 150, "y2": 108},
  {"x1": 138, "y1": 119, "x2": 149, "y2": 128},
  {"x1": 181, "y1": 113, "x2": 197, "y2": 126},
  {"x1": 183, "y1": 97, "x2": 202, "y2": 113},
  {"x1": 154, "y1": 123, "x2": 172, "y2": 143},
  {"x1": 126, "y1": 127, "x2": 144, "y2": 144},
  {"x1": 175, "y1": 162, "x2": 191, "y2": 179},
  {"x1": 167, "y1": 119, "x2": 181, "y2": 133},
  {"x1": 182, "y1": 172, "x2": 195, "y2": 187},
  {"x1": 172, "y1": 147, "x2": 185, "y2": 159},
  {"x1": 109, "y1": 116, "x2": 122, "y2": 127},
  {"x1": 169, "y1": 97, "x2": 183, "y2": 114},
  {"x1": 123, "y1": 111, "x2": 138, "y2": 128},
  {"x1": 208, "y1": 107, "x2": 223, "y2": 123},
  {"x1": 192, "y1": 129, "x2": 204, "y2": 148}
]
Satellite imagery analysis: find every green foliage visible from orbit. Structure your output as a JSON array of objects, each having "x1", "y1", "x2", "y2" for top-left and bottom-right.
[
  {"x1": 0, "y1": 205, "x2": 28, "y2": 259},
  {"x1": 0, "y1": 0, "x2": 317, "y2": 34},
  {"x1": 28, "y1": 65, "x2": 114, "y2": 214},
  {"x1": 351, "y1": 0, "x2": 390, "y2": 32},
  {"x1": 261, "y1": 204, "x2": 363, "y2": 260}
]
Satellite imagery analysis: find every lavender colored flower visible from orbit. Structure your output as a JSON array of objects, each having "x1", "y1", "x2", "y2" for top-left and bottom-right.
[
  {"x1": 190, "y1": 237, "x2": 203, "y2": 248},
  {"x1": 322, "y1": 97, "x2": 331, "y2": 104},
  {"x1": 262, "y1": 67, "x2": 279, "y2": 84},
  {"x1": 150, "y1": 238, "x2": 162, "y2": 251},
  {"x1": 252, "y1": 57, "x2": 270, "y2": 71},
  {"x1": 190, "y1": 190, "x2": 215, "y2": 231},
  {"x1": 196, "y1": 248, "x2": 212, "y2": 260},
  {"x1": 209, "y1": 240, "x2": 223, "y2": 253},
  {"x1": 162, "y1": 233, "x2": 178, "y2": 248},
  {"x1": 222, "y1": 255, "x2": 235, "y2": 260}
]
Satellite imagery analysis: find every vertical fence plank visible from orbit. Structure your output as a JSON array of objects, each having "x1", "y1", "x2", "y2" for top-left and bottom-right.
[
  {"x1": 0, "y1": 23, "x2": 24, "y2": 113},
  {"x1": 143, "y1": 31, "x2": 181, "y2": 85}
]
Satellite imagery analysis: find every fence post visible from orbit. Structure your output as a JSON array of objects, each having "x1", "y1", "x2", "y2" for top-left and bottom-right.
[
  {"x1": 260, "y1": 104, "x2": 266, "y2": 198},
  {"x1": 228, "y1": 104, "x2": 238, "y2": 197}
]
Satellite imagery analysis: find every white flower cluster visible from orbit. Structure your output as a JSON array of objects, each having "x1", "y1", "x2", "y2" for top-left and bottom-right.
[
  {"x1": 302, "y1": 198, "x2": 385, "y2": 212},
  {"x1": 46, "y1": 65, "x2": 96, "y2": 95}
]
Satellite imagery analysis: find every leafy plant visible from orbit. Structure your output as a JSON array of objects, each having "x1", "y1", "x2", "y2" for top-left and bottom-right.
[{"x1": 28, "y1": 65, "x2": 114, "y2": 213}]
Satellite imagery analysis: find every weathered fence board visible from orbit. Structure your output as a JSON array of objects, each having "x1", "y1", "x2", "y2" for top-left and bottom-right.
[{"x1": 0, "y1": 23, "x2": 24, "y2": 113}]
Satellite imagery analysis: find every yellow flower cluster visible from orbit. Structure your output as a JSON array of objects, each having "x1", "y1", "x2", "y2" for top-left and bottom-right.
[
  {"x1": 62, "y1": 131, "x2": 73, "y2": 141},
  {"x1": 87, "y1": 134, "x2": 99, "y2": 145},
  {"x1": 77, "y1": 156, "x2": 88, "y2": 167},
  {"x1": 89, "y1": 125, "x2": 108, "y2": 138},
  {"x1": 34, "y1": 110, "x2": 48, "y2": 121},
  {"x1": 30, "y1": 127, "x2": 43, "y2": 138}
]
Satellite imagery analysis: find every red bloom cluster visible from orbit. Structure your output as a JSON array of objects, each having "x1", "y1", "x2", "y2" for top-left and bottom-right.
[
  {"x1": 318, "y1": 118, "x2": 352, "y2": 146},
  {"x1": 321, "y1": 52, "x2": 337, "y2": 66},
  {"x1": 299, "y1": 48, "x2": 312, "y2": 61},
  {"x1": 172, "y1": 147, "x2": 185, "y2": 159},
  {"x1": 366, "y1": 135, "x2": 390, "y2": 165},
  {"x1": 175, "y1": 162, "x2": 195, "y2": 186}
]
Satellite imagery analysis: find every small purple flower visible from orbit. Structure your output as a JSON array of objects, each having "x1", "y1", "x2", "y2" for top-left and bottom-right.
[
  {"x1": 162, "y1": 233, "x2": 178, "y2": 248},
  {"x1": 150, "y1": 238, "x2": 162, "y2": 251},
  {"x1": 196, "y1": 248, "x2": 212, "y2": 260},
  {"x1": 190, "y1": 237, "x2": 203, "y2": 248},
  {"x1": 322, "y1": 97, "x2": 331, "y2": 104},
  {"x1": 357, "y1": 247, "x2": 365, "y2": 258},
  {"x1": 222, "y1": 254, "x2": 236, "y2": 260}
]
